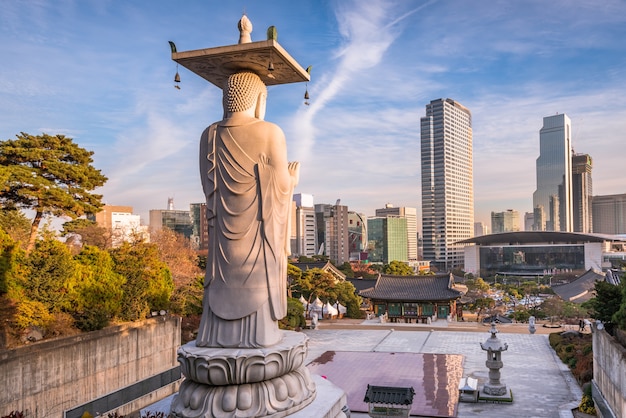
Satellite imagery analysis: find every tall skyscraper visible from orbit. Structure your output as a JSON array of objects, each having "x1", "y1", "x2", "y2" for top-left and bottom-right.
[
  {"x1": 315, "y1": 201, "x2": 349, "y2": 264},
  {"x1": 420, "y1": 98, "x2": 474, "y2": 271},
  {"x1": 572, "y1": 153, "x2": 593, "y2": 233},
  {"x1": 491, "y1": 210, "x2": 520, "y2": 234},
  {"x1": 375, "y1": 204, "x2": 418, "y2": 261},
  {"x1": 533, "y1": 113, "x2": 573, "y2": 232},
  {"x1": 292, "y1": 193, "x2": 318, "y2": 257}
]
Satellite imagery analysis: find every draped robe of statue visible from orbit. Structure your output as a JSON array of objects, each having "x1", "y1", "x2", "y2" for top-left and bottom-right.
[{"x1": 196, "y1": 92, "x2": 296, "y2": 348}]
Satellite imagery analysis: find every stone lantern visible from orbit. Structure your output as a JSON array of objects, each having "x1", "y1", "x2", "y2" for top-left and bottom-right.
[{"x1": 480, "y1": 322, "x2": 511, "y2": 398}]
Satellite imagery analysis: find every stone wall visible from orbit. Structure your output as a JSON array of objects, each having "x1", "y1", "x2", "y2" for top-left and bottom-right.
[
  {"x1": 0, "y1": 316, "x2": 181, "y2": 417},
  {"x1": 592, "y1": 325, "x2": 626, "y2": 418}
]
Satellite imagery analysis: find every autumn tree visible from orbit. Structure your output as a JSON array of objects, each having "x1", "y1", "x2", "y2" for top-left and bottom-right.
[
  {"x1": 150, "y1": 228, "x2": 204, "y2": 316},
  {"x1": 337, "y1": 262, "x2": 355, "y2": 278},
  {"x1": 0, "y1": 133, "x2": 107, "y2": 252}
]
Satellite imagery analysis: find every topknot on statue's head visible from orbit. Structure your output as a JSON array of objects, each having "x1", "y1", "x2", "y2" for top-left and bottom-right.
[{"x1": 223, "y1": 71, "x2": 267, "y2": 113}]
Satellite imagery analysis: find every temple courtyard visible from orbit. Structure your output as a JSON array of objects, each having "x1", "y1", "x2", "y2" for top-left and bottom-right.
[{"x1": 146, "y1": 319, "x2": 583, "y2": 417}]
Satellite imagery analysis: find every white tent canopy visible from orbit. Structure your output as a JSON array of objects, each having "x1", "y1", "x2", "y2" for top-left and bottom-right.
[
  {"x1": 323, "y1": 302, "x2": 339, "y2": 317},
  {"x1": 336, "y1": 302, "x2": 347, "y2": 315}
]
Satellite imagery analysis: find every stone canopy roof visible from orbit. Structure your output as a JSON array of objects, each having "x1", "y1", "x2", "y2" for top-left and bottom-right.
[{"x1": 359, "y1": 274, "x2": 462, "y2": 302}]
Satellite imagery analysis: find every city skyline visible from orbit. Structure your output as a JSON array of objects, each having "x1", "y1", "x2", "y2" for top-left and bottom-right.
[{"x1": 1, "y1": 1, "x2": 625, "y2": 227}]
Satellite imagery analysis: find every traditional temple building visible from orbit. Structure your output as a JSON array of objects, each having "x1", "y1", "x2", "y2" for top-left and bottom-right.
[{"x1": 359, "y1": 274, "x2": 463, "y2": 323}]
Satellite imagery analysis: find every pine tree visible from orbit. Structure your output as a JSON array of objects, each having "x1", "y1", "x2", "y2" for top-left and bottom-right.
[{"x1": 0, "y1": 133, "x2": 107, "y2": 252}]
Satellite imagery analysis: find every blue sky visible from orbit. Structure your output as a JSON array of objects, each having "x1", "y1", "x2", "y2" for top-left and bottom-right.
[{"x1": 2, "y1": 0, "x2": 625, "y2": 228}]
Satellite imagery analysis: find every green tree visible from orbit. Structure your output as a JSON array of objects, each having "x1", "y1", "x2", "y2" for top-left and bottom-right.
[
  {"x1": 382, "y1": 260, "x2": 414, "y2": 276},
  {"x1": 0, "y1": 227, "x2": 25, "y2": 295},
  {"x1": 0, "y1": 133, "x2": 107, "y2": 252},
  {"x1": 71, "y1": 246, "x2": 125, "y2": 331},
  {"x1": 471, "y1": 297, "x2": 495, "y2": 321},
  {"x1": 279, "y1": 297, "x2": 306, "y2": 330},
  {"x1": 582, "y1": 280, "x2": 623, "y2": 327},
  {"x1": 0, "y1": 228, "x2": 30, "y2": 347},
  {"x1": 333, "y1": 280, "x2": 363, "y2": 319},
  {"x1": 0, "y1": 209, "x2": 31, "y2": 249},
  {"x1": 24, "y1": 238, "x2": 78, "y2": 312},
  {"x1": 337, "y1": 261, "x2": 355, "y2": 278},
  {"x1": 110, "y1": 242, "x2": 174, "y2": 321},
  {"x1": 287, "y1": 263, "x2": 302, "y2": 298},
  {"x1": 611, "y1": 279, "x2": 626, "y2": 330},
  {"x1": 62, "y1": 218, "x2": 111, "y2": 250},
  {"x1": 466, "y1": 277, "x2": 490, "y2": 293},
  {"x1": 293, "y1": 268, "x2": 336, "y2": 303}
]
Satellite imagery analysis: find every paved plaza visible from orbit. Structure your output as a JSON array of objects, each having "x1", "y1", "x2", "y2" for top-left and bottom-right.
[
  {"x1": 304, "y1": 320, "x2": 582, "y2": 418},
  {"x1": 144, "y1": 319, "x2": 583, "y2": 417}
]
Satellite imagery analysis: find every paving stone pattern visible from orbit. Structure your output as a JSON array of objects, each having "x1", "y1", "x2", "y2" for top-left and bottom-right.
[{"x1": 303, "y1": 328, "x2": 581, "y2": 418}]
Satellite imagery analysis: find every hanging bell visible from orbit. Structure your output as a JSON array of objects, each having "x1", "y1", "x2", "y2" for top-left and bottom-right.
[
  {"x1": 304, "y1": 89, "x2": 309, "y2": 100},
  {"x1": 268, "y1": 61, "x2": 275, "y2": 72},
  {"x1": 174, "y1": 72, "x2": 181, "y2": 83}
]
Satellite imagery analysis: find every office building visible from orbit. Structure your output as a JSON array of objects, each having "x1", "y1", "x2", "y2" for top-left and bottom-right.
[
  {"x1": 89, "y1": 204, "x2": 146, "y2": 247},
  {"x1": 315, "y1": 201, "x2": 349, "y2": 264},
  {"x1": 149, "y1": 198, "x2": 193, "y2": 239},
  {"x1": 348, "y1": 211, "x2": 367, "y2": 261},
  {"x1": 533, "y1": 113, "x2": 573, "y2": 232},
  {"x1": 420, "y1": 98, "x2": 474, "y2": 271},
  {"x1": 190, "y1": 203, "x2": 208, "y2": 251},
  {"x1": 572, "y1": 153, "x2": 593, "y2": 233},
  {"x1": 375, "y1": 204, "x2": 418, "y2": 261},
  {"x1": 524, "y1": 212, "x2": 534, "y2": 231},
  {"x1": 292, "y1": 193, "x2": 318, "y2": 257},
  {"x1": 491, "y1": 210, "x2": 520, "y2": 234},
  {"x1": 592, "y1": 193, "x2": 626, "y2": 235},
  {"x1": 474, "y1": 222, "x2": 490, "y2": 237},
  {"x1": 367, "y1": 216, "x2": 408, "y2": 264}
]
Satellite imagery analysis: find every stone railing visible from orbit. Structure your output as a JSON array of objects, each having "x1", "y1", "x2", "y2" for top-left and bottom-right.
[{"x1": 0, "y1": 316, "x2": 181, "y2": 418}]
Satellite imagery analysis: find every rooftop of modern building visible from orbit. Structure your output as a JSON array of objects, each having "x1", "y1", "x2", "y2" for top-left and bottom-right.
[{"x1": 459, "y1": 230, "x2": 623, "y2": 245}]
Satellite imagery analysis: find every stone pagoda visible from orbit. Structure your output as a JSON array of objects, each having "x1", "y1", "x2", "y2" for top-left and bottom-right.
[{"x1": 479, "y1": 322, "x2": 512, "y2": 400}]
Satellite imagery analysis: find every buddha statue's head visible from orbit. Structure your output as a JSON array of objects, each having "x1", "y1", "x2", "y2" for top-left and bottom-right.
[{"x1": 223, "y1": 71, "x2": 267, "y2": 119}]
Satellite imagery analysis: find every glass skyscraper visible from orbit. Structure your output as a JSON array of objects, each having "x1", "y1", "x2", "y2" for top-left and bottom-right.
[
  {"x1": 420, "y1": 98, "x2": 474, "y2": 271},
  {"x1": 572, "y1": 153, "x2": 593, "y2": 233},
  {"x1": 533, "y1": 113, "x2": 573, "y2": 232}
]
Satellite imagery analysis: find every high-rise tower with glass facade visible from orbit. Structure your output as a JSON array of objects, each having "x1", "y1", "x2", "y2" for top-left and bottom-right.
[
  {"x1": 533, "y1": 113, "x2": 573, "y2": 232},
  {"x1": 375, "y1": 204, "x2": 418, "y2": 262},
  {"x1": 572, "y1": 153, "x2": 592, "y2": 233},
  {"x1": 420, "y1": 98, "x2": 474, "y2": 271}
]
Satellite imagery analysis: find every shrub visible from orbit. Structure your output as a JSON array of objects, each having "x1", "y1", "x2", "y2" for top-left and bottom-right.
[
  {"x1": 578, "y1": 384, "x2": 596, "y2": 415},
  {"x1": 279, "y1": 297, "x2": 305, "y2": 330}
]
